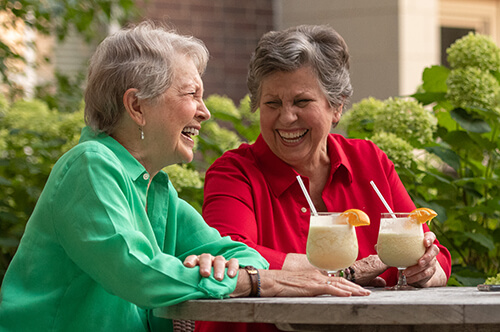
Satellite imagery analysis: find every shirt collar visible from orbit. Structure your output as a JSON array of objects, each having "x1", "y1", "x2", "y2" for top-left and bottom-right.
[
  {"x1": 79, "y1": 126, "x2": 149, "y2": 182},
  {"x1": 253, "y1": 134, "x2": 353, "y2": 197}
]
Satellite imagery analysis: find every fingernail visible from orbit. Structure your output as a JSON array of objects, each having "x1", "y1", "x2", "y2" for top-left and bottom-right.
[{"x1": 215, "y1": 273, "x2": 223, "y2": 280}]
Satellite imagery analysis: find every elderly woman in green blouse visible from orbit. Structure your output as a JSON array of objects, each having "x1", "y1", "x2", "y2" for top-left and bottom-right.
[{"x1": 0, "y1": 21, "x2": 369, "y2": 332}]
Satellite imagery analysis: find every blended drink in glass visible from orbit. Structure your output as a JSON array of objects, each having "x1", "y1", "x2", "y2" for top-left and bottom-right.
[
  {"x1": 377, "y1": 212, "x2": 426, "y2": 290},
  {"x1": 377, "y1": 213, "x2": 425, "y2": 268},
  {"x1": 306, "y1": 212, "x2": 358, "y2": 274}
]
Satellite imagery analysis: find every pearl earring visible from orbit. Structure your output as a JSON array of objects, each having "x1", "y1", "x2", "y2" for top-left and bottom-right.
[{"x1": 140, "y1": 127, "x2": 144, "y2": 140}]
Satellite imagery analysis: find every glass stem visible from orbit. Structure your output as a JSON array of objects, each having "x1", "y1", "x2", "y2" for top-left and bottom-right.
[{"x1": 397, "y1": 269, "x2": 407, "y2": 287}]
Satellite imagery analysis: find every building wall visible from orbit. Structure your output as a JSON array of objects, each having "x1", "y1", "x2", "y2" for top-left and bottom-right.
[
  {"x1": 399, "y1": 0, "x2": 439, "y2": 97},
  {"x1": 139, "y1": 0, "x2": 274, "y2": 103},
  {"x1": 275, "y1": 0, "x2": 439, "y2": 104},
  {"x1": 440, "y1": 0, "x2": 500, "y2": 41},
  {"x1": 33, "y1": 0, "x2": 500, "y2": 106}
]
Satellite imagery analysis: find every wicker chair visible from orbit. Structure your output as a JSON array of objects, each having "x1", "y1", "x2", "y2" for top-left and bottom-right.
[{"x1": 172, "y1": 319, "x2": 195, "y2": 332}]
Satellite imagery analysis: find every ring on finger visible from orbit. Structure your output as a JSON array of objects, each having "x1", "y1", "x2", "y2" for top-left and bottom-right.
[{"x1": 326, "y1": 279, "x2": 332, "y2": 285}]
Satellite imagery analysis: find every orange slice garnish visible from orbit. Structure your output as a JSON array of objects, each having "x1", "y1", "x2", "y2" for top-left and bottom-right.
[
  {"x1": 340, "y1": 209, "x2": 370, "y2": 226},
  {"x1": 409, "y1": 207, "x2": 437, "y2": 224}
]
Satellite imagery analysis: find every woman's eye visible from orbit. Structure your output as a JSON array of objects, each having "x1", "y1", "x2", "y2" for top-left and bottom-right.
[
  {"x1": 264, "y1": 101, "x2": 280, "y2": 107},
  {"x1": 188, "y1": 92, "x2": 201, "y2": 99},
  {"x1": 295, "y1": 99, "x2": 311, "y2": 107}
]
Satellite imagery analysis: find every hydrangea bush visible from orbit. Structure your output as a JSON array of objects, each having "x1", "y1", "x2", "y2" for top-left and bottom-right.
[
  {"x1": 342, "y1": 96, "x2": 436, "y2": 169},
  {"x1": 341, "y1": 97, "x2": 383, "y2": 137},
  {"x1": 411, "y1": 32, "x2": 500, "y2": 285},
  {"x1": 370, "y1": 132, "x2": 413, "y2": 169},
  {"x1": 446, "y1": 67, "x2": 500, "y2": 110},
  {"x1": 446, "y1": 32, "x2": 500, "y2": 72},
  {"x1": 374, "y1": 98, "x2": 436, "y2": 147},
  {"x1": 344, "y1": 32, "x2": 500, "y2": 284}
]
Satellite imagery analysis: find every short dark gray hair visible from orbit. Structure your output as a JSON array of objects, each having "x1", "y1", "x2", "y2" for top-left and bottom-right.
[
  {"x1": 84, "y1": 21, "x2": 209, "y2": 134},
  {"x1": 247, "y1": 25, "x2": 352, "y2": 112}
]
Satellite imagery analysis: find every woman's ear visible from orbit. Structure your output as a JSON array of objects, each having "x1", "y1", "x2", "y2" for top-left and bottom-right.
[
  {"x1": 123, "y1": 88, "x2": 146, "y2": 126},
  {"x1": 332, "y1": 103, "x2": 343, "y2": 124}
]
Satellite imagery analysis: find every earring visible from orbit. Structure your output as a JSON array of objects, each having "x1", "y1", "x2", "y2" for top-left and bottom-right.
[{"x1": 139, "y1": 127, "x2": 144, "y2": 140}]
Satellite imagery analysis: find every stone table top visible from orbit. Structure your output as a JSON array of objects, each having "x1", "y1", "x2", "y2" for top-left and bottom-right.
[{"x1": 154, "y1": 287, "x2": 500, "y2": 330}]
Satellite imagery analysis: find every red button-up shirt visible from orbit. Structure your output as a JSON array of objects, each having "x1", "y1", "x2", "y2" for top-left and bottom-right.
[{"x1": 196, "y1": 134, "x2": 451, "y2": 332}]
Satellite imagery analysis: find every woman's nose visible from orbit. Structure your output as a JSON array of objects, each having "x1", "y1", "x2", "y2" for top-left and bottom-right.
[
  {"x1": 197, "y1": 100, "x2": 211, "y2": 122},
  {"x1": 280, "y1": 105, "x2": 298, "y2": 123}
]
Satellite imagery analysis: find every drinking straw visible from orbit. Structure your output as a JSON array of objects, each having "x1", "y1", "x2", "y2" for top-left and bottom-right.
[
  {"x1": 296, "y1": 175, "x2": 318, "y2": 216},
  {"x1": 369, "y1": 180, "x2": 397, "y2": 219}
]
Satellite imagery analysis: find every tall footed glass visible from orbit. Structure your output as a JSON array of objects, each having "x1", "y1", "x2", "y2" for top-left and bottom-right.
[
  {"x1": 306, "y1": 212, "x2": 358, "y2": 278},
  {"x1": 376, "y1": 213, "x2": 425, "y2": 290}
]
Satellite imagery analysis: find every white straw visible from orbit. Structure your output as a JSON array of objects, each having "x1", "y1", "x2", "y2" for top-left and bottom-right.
[
  {"x1": 370, "y1": 180, "x2": 396, "y2": 219},
  {"x1": 296, "y1": 175, "x2": 318, "y2": 216}
]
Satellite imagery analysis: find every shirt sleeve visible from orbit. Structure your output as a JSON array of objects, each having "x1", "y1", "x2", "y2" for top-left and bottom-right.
[
  {"x1": 51, "y1": 149, "x2": 266, "y2": 309},
  {"x1": 170, "y1": 196, "x2": 269, "y2": 269},
  {"x1": 203, "y1": 158, "x2": 288, "y2": 269}
]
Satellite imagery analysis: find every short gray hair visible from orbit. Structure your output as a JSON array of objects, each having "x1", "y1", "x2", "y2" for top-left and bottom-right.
[
  {"x1": 247, "y1": 25, "x2": 352, "y2": 112},
  {"x1": 84, "y1": 21, "x2": 209, "y2": 134}
]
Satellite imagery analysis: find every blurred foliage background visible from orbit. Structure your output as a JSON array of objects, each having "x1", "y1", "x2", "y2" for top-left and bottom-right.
[{"x1": 0, "y1": 25, "x2": 498, "y2": 286}]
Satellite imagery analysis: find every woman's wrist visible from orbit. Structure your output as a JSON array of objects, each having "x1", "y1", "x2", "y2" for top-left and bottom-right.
[
  {"x1": 341, "y1": 266, "x2": 356, "y2": 283},
  {"x1": 230, "y1": 268, "x2": 253, "y2": 297}
]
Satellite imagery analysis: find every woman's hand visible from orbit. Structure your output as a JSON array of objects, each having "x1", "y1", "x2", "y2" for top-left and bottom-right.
[
  {"x1": 262, "y1": 270, "x2": 371, "y2": 297},
  {"x1": 183, "y1": 254, "x2": 239, "y2": 281},
  {"x1": 283, "y1": 253, "x2": 388, "y2": 287},
  {"x1": 231, "y1": 269, "x2": 371, "y2": 298},
  {"x1": 403, "y1": 231, "x2": 447, "y2": 287},
  {"x1": 350, "y1": 255, "x2": 388, "y2": 287}
]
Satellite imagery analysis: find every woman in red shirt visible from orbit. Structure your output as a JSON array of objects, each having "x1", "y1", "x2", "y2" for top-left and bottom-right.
[{"x1": 197, "y1": 25, "x2": 451, "y2": 332}]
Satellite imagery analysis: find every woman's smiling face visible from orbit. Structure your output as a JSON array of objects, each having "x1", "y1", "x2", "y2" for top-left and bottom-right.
[
  {"x1": 144, "y1": 55, "x2": 210, "y2": 168},
  {"x1": 258, "y1": 66, "x2": 342, "y2": 168}
]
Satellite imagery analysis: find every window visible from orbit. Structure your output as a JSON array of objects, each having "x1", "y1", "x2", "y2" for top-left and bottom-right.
[{"x1": 439, "y1": 0, "x2": 499, "y2": 65}]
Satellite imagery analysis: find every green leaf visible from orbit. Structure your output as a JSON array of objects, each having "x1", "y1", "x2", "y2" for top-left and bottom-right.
[
  {"x1": 422, "y1": 65, "x2": 450, "y2": 92},
  {"x1": 411, "y1": 92, "x2": 447, "y2": 105},
  {"x1": 451, "y1": 266, "x2": 487, "y2": 286},
  {"x1": 464, "y1": 232, "x2": 496, "y2": 251},
  {"x1": 450, "y1": 108, "x2": 491, "y2": 133},
  {"x1": 425, "y1": 146, "x2": 461, "y2": 171},
  {"x1": 454, "y1": 177, "x2": 500, "y2": 187},
  {"x1": 210, "y1": 112, "x2": 241, "y2": 123},
  {"x1": 443, "y1": 131, "x2": 484, "y2": 164}
]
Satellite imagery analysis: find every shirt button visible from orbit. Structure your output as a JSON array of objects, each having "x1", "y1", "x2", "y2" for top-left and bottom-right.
[
  {"x1": 143, "y1": 173, "x2": 150, "y2": 181},
  {"x1": 301, "y1": 207, "x2": 307, "y2": 213}
]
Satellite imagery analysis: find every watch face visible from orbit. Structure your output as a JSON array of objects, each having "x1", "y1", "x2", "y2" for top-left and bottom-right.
[{"x1": 245, "y1": 266, "x2": 257, "y2": 274}]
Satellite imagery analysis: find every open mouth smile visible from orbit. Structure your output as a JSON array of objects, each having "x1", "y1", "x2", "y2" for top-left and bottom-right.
[
  {"x1": 181, "y1": 126, "x2": 199, "y2": 141},
  {"x1": 277, "y1": 129, "x2": 308, "y2": 143}
]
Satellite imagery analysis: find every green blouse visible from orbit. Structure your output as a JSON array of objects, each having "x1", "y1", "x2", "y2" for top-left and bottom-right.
[{"x1": 0, "y1": 126, "x2": 268, "y2": 331}]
